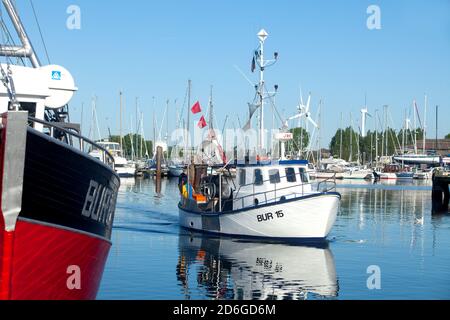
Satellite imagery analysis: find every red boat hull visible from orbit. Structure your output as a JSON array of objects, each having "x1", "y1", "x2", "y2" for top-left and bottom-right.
[
  {"x1": 0, "y1": 112, "x2": 120, "y2": 300},
  {"x1": 1, "y1": 219, "x2": 111, "y2": 300}
]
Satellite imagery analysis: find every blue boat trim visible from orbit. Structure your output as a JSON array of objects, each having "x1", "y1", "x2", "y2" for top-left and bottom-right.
[
  {"x1": 180, "y1": 227, "x2": 330, "y2": 246},
  {"x1": 179, "y1": 191, "x2": 341, "y2": 216},
  {"x1": 235, "y1": 159, "x2": 309, "y2": 167}
]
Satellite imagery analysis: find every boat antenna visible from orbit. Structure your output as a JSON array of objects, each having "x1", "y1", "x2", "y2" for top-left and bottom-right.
[
  {"x1": 254, "y1": 29, "x2": 278, "y2": 156},
  {"x1": 29, "y1": 0, "x2": 50, "y2": 64}
]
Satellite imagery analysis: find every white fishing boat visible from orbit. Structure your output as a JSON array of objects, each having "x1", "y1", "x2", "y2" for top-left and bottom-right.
[
  {"x1": 179, "y1": 161, "x2": 340, "y2": 240},
  {"x1": 178, "y1": 30, "x2": 340, "y2": 240}
]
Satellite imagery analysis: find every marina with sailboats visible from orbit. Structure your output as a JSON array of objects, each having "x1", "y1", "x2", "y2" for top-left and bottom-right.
[{"x1": 0, "y1": 0, "x2": 449, "y2": 303}]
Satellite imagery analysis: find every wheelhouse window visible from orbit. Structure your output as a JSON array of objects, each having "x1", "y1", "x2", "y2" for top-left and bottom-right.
[
  {"x1": 299, "y1": 168, "x2": 309, "y2": 183},
  {"x1": 285, "y1": 168, "x2": 297, "y2": 183},
  {"x1": 269, "y1": 169, "x2": 281, "y2": 184},
  {"x1": 254, "y1": 169, "x2": 264, "y2": 186},
  {"x1": 239, "y1": 169, "x2": 246, "y2": 185}
]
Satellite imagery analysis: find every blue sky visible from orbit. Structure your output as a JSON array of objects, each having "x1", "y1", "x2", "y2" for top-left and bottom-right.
[{"x1": 10, "y1": 0, "x2": 450, "y2": 145}]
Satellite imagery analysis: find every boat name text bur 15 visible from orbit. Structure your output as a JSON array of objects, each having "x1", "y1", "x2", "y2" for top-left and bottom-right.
[{"x1": 257, "y1": 210, "x2": 284, "y2": 222}]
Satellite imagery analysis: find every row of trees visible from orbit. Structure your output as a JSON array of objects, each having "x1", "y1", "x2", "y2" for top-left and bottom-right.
[
  {"x1": 329, "y1": 127, "x2": 425, "y2": 163},
  {"x1": 446, "y1": 133, "x2": 450, "y2": 139},
  {"x1": 109, "y1": 134, "x2": 153, "y2": 159}
]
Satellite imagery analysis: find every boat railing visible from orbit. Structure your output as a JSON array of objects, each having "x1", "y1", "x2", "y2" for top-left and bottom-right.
[
  {"x1": 221, "y1": 171, "x2": 337, "y2": 212},
  {"x1": 28, "y1": 117, "x2": 115, "y2": 169},
  {"x1": 317, "y1": 174, "x2": 337, "y2": 193}
]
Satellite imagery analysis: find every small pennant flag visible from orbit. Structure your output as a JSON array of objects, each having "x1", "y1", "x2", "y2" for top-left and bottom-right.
[
  {"x1": 191, "y1": 101, "x2": 202, "y2": 114},
  {"x1": 198, "y1": 116, "x2": 207, "y2": 129},
  {"x1": 251, "y1": 56, "x2": 256, "y2": 73}
]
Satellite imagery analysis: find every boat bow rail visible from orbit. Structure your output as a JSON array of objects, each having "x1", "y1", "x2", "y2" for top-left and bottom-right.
[
  {"x1": 317, "y1": 174, "x2": 338, "y2": 193},
  {"x1": 28, "y1": 116, "x2": 115, "y2": 169}
]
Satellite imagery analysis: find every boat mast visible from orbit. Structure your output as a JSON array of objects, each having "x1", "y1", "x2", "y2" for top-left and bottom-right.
[
  {"x1": 209, "y1": 86, "x2": 214, "y2": 156},
  {"x1": 435, "y1": 105, "x2": 438, "y2": 153},
  {"x1": 186, "y1": 80, "x2": 192, "y2": 164},
  {"x1": 258, "y1": 31, "x2": 266, "y2": 156},
  {"x1": 0, "y1": 0, "x2": 41, "y2": 68},
  {"x1": 384, "y1": 105, "x2": 388, "y2": 158},
  {"x1": 119, "y1": 91, "x2": 123, "y2": 151},
  {"x1": 413, "y1": 100, "x2": 418, "y2": 154},
  {"x1": 349, "y1": 112, "x2": 353, "y2": 162},
  {"x1": 339, "y1": 112, "x2": 343, "y2": 159},
  {"x1": 402, "y1": 109, "x2": 406, "y2": 168},
  {"x1": 423, "y1": 94, "x2": 427, "y2": 154},
  {"x1": 375, "y1": 109, "x2": 378, "y2": 166},
  {"x1": 253, "y1": 29, "x2": 278, "y2": 157}
]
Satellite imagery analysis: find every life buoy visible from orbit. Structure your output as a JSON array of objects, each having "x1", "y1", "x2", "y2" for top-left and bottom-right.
[{"x1": 257, "y1": 155, "x2": 269, "y2": 162}]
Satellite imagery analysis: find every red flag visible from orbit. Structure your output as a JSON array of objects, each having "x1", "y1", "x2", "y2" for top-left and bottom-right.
[
  {"x1": 198, "y1": 116, "x2": 207, "y2": 129},
  {"x1": 191, "y1": 101, "x2": 202, "y2": 114}
]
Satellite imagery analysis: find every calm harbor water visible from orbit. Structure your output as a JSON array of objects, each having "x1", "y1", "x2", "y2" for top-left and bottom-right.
[{"x1": 97, "y1": 178, "x2": 450, "y2": 300}]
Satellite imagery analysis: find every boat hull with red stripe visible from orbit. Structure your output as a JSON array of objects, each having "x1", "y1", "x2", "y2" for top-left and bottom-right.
[{"x1": 0, "y1": 111, "x2": 120, "y2": 300}]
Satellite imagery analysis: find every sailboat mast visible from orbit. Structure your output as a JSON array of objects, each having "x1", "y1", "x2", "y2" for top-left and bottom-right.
[
  {"x1": 339, "y1": 112, "x2": 343, "y2": 159},
  {"x1": 384, "y1": 105, "x2": 388, "y2": 157},
  {"x1": 166, "y1": 99, "x2": 170, "y2": 143},
  {"x1": 402, "y1": 109, "x2": 406, "y2": 168},
  {"x1": 375, "y1": 109, "x2": 378, "y2": 166},
  {"x1": 435, "y1": 105, "x2": 438, "y2": 152},
  {"x1": 209, "y1": 86, "x2": 214, "y2": 143},
  {"x1": 119, "y1": 91, "x2": 123, "y2": 151},
  {"x1": 423, "y1": 94, "x2": 427, "y2": 154},
  {"x1": 349, "y1": 112, "x2": 353, "y2": 162},
  {"x1": 135, "y1": 97, "x2": 139, "y2": 159},
  {"x1": 413, "y1": 101, "x2": 418, "y2": 154},
  {"x1": 186, "y1": 80, "x2": 192, "y2": 164}
]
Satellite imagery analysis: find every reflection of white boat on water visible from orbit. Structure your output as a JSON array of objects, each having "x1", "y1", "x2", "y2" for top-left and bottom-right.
[{"x1": 177, "y1": 232, "x2": 338, "y2": 300}]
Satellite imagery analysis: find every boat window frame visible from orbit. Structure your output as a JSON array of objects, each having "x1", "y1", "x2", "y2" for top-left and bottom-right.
[
  {"x1": 254, "y1": 169, "x2": 264, "y2": 186},
  {"x1": 269, "y1": 169, "x2": 281, "y2": 184},
  {"x1": 239, "y1": 168, "x2": 246, "y2": 185},
  {"x1": 285, "y1": 167, "x2": 297, "y2": 183},
  {"x1": 299, "y1": 167, "x2": 309, "y2": 183}
]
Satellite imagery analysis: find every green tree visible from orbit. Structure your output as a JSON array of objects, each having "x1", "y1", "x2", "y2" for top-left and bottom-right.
[
  {"x1": 446, "y1": 133, "x2": 450, "y2": 139},
  {"x1": 288, "y1": 127, "x2": 310, "y2": 153},
  {"x1": 329, "y1": 127, "x2": 360, "y2": 161},
  {"x1": 110, "y1": 135, "x2": 153, "y2": 159}
]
